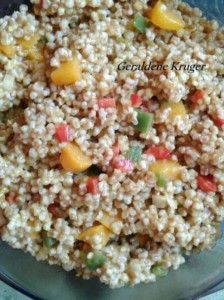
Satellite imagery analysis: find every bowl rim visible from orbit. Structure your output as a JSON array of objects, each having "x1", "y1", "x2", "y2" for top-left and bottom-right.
[
  {"x1": 0, "y1": 266, "x2": 44, "y2": 300},
  {"x1": 1, "y1": 262, "x2": 224, "y2": 300}
]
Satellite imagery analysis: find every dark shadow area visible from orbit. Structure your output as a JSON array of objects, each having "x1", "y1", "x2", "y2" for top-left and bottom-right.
[{"x1": 0, "y1": 0, "x2": 31, "y2": 17}]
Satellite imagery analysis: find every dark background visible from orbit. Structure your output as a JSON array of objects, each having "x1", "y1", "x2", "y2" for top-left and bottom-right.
[{"x1": 0, "y1": 0, "x2": 31, "y2": 17}]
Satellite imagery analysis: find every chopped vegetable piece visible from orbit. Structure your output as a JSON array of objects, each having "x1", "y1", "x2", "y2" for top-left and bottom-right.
[
  {"x1": 212, "y1": 116, "x2": 224, "y2": 127},
  {"x1": 98, "y1": 98, "x2": 116, "y2": 108},
  {"x1": 110, "y1": 145, "x2": 120, "y2": 166},
  {"x1": 86, "y1": 177, "x2": 99, "y2": 195},
  {"x1": 189, "y1": 90, "x2": 204, "y2": 104},
  {"x1": 42, "y1": 231, "x2": 57, "y2": 248},
  {"x1": 60, "y1": 142, "x2": 92, "y2": 173},
  {"x1": 54, "y1": 123, "x2": 71, "y2": 143},
  {"x1": 197, "y1": 175, "x2": 217, "y2": 193},
  {"x1": 135, "y1": 109, "x2": 154, "y2": 134},
  {"x1": 51, "y1": 58, "x2": 82, "y2": 85},
  {"x1": 111, "y1": 145, "x2": 120, "y2": 158},
  {"x1": 78, "y1": 225, "x2": 111, "y2": 249},
  {"x1": 127, "y1": 146, "x2": 142, "y2": 162},
  {"x1": 161, "y1": 101, "x2": 186, "y2": 121},
  {"x1": 85, "y1": 251, "x2": 106, "y2": 271},
  {"x1": 17, "y1": 34, "x2": 39, "y2": 49},
  {"x1": 98, "y1": 212, "x2": 120, "y2": 232},
  {"x1": 133, "y1": 14, "x2": 148, "y2": 33},
  {"x1": 150, "y1": 160, "x2": 182, "y2": 181},
  {"x1": 5, "y1": 191, "x2": 17, "y2": 204},
  {"x1": 156, "y1": 173, "x2": 167, "y2": 187},
  {"x1": 112, "y1": 158, "x2": 134, "y2": 173},
  {"x1": 145, "y1": 146, "x2": 171, "y2": 160},
  {"x1": 27, "y1": 48, "x2": 43, "y2": 61},
  {"x1": 48, "y1": 203, "x2": 66, "y2": 218},
  {"x1": 85, "y1": 165, "x2": 102, "y2": 176},
  {"x1": 18, "y1": 35, "x2": 43, "y2": 61},
  {"x1": 130, "y1": 93, "x2": 142, "y2": 107},
  {"x1": 151, "y1": 264, "x2": 168, "y2": 277},
  {"x1": 147, "y1": 1, "x2": 185, "y2": 31},
  {"x1": 0, "y1": 44, "x2": 15, "y2": 58},
  {"x1": 30, "y1": 230, "x2": 40, "y2": 240}
]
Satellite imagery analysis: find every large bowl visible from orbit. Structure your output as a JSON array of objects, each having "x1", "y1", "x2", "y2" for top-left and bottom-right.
[{"x1": 0, "y1": 1, "x2": 224, "y2": 299}]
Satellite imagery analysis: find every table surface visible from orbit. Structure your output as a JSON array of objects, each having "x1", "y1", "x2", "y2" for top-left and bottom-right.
[{"x1": 0, "y1": 279, "x2": 224, "y2": 300}]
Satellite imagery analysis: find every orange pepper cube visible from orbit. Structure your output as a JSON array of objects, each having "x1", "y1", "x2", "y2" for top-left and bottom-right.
[
  {"x1": 147, "y1": 1, "x2": 185, "y2": 31},
  {"x1": 50, "y1": 58, "x2": 82, "y2": 86},
  {"x1": 60, "y1": 142, "x2": 92, "y2": 173}
]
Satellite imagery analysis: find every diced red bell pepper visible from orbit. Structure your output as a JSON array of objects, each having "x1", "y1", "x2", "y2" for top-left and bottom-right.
[
  {"x1": 212, "y1": 116, "x2": 224, "y2": 127},
  {"x1": 5, "y1": 192, "x2": 17, "y2": 204},
  {"x1": 131, "y1": 93, "x2": 142, "y2": 107},
  {"x1": 48, "y1": 203, "x2": 66, "y2": 218},
  {"x1": 39, "y1": 0, "x2": 44, "y2": 8},
  {"x1": 144, "y1": 146, "x2": 171, "y2": 160},
  {"x1": 86, "y1": 177, "x2": 99, "y2": 195},
  {"x1": 98, "y1": 98, "x2": 116, "y2": 108},
  {"x1": 197, "y1": 175, "x2": 217, "y2": 193},
  {"x1": 112, "y1": 145, "x2": 120, "y2": 157},
  {"x1": 54, "y1": 124, "x2": 71, "y2": 143},
  {"x1": 189, "y1": 90, "x2": 204, "y2": 104},
  {"x1": 113, "y1": 158, "x2": 133, "y2": 172}
]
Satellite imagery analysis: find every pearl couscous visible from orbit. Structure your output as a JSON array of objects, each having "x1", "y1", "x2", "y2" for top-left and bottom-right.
[{"x1": 0, "y1": 0, "x2": 223, "y2": 288}]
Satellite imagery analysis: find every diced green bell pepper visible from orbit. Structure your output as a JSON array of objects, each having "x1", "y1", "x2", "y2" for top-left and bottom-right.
[
  {"x1": 156, "y1": 173, "x2": 167, "y2": 188},
  {"x1": 151, "y1": 264, "x2": 168, "y2": 277},
  {"x1": 133, "y1": 14, "x2": 148, "y2": 34},
  {"x1": 85, "y1": 251, "x2": 106, "y2": 271},
  {"x1": 127, "y1": 146, "x2": 142, "y2": 162},
  {"x1": 135, "y1": 109, "x2": 154, "y2": 134},
  {"x1": 42, "y1": 231, "x2": 57, "y2": 248}
]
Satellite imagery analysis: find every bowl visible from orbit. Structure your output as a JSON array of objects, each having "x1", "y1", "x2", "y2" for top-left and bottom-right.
[{"x1": 0, "y1": 1, "x2": 224, "y2": 300}]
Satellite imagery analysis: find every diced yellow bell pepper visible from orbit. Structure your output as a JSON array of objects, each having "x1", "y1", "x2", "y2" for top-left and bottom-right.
[
  {"x1": 0, "y1": 44, "x2": 15, "y2": 58},
  {"x1": 50, "y1": 58, "x2": 82, "y2": 85},
  {"x1": 150, "y1": 159, "x2": 182, "y2": 180},
  {"x1": 17, "y1": 34, "x2": 43, "y2": 61},
  {"x1": 17, "y1": 34, "x2": 39, "y2": 49},
  {"x1": 27, "y1": 47, "x2": 43, "y2": 61},
  {"x1": 30, "y1": 231, "x2": 40, "y2": 239},
  {"x1": 27, "y1": 220, "x2": 40, "y2": 239},
  {"x1": 147, "y1": 1, "x2": 185, "y2": 31},
  {"x1": 162, "y1": 101, "x2": 186, "y2": 121},
  {"x1": 98, "y1": 212, "x2": 120, "y2": 232},
  {"x1": 60, "y1": 142, "x2": 92, "y2": 173},
  {"x1": 78, "y1": 225, "x2": 111, "y2": 249}
]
